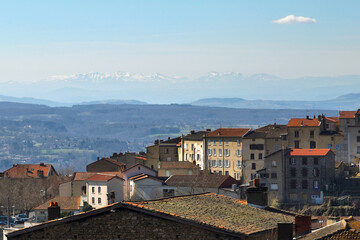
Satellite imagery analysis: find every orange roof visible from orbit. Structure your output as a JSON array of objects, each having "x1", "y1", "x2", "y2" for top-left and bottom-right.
[
  {"x1": 74, "y1": 171, "x2": 122, "y2": 181},
  {"x1": 3, "y1": 164, "x2": 56, "y2": 178},
  {"x1": 207, "y1": 128, "x2": 251, "y2": 137},
  {"x1": 85, "y1": 174, "x2": 122, "y2": 182},
  {"x1": 176, "y1": 142, "x2": 181, "y2": 147},
  {"x1": 326, "y1": 117, "x2": 339, "y2": 123},
  {"x1": 287, "y1": 118, "x2": 320, "y2": 127},
  {"x1": 339, "y1": 111, "x2": 356, "y2": 119},
  {"x1": 129, "y1": 173, "x2": 163, "y2": 182},
  {"x1": 290, "y1": 149, "x2": 331, "y2": 156},
  {"x1": 136, "y1": 156, "x2": 147, "y2": 161}
]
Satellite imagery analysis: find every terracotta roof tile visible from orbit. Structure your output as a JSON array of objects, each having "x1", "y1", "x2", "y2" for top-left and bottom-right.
[
  {"x1": 34, "y1": 196, "x2": 81, "y2": 210},
  {"x1": 126, "y1": 193, "x2": 294, "y2": 236},
  {"x1": 290, "y1": 149, "x2": 331, "y2": 156},
  {"x1": 135, "y1": 156, "x2": 147, "y2": 161},
  {"x1": 129, "y1": 173, "x2": 163, "y2": 182},
  {"x1": 207, "y1": 128, "x2": 251, "y2": 137},
  {"x1": 288, "y1": 118, "x2": 320, "y2": 127},
  {"x1": 74, "y1": 172, "x2": 122, "y2": 181},
  {"x1": 339, "y1": 111, "x2": 356, "y2": 119},
  {"x1": 159, "y1": 161, "x2": 199, "y2": 169},
  {"x1": 3, "y1": 164, "x2": 55, "y2": 178},
  {"x1": 85, "y1": 174, "x2": 122, "y2": 182}
]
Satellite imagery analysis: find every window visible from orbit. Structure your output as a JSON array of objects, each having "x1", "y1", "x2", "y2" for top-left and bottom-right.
[
  {"x1": 207, "y1": 149, "x2": 212, "y2": 156},
  {"x1": 213, "y1": 149, "x2": 217, "y2": 156},
  {"x1": 219, "y1": 171, "x2": 222, "y2": 175},
  {"x1": 225, "y1": 140, "x2": 229, "y2": 146},
  {"x1": 225, "y1": 149, "x2": 230, "y2": 156},
  {"x1": 213, "y1": 140, "x2": 216, "y2": 146},
  {"x1": 219, "y1": 149, "x2": 222, "y2": 156},
  {"x1": 302, "y1": 157, "x2": 307, "y2": 165},
  {"x1": 295, "y1": 130, "x2": 299, "y2": 138},
  {"x1": 98, "y1": 187, "x2": 101, "y2": 193},
  {"x1": 188, "y1": 170, "x2": 193, "y2": 175},
  {"x1": 166, "y1": 170, "x2": 170, "y2": 177},
  {"x1": 185, "y1": 154, "x2": 188, "y2": 160},
  {"x1": 258, "y1": 153, "x2": 263, "y2": 159},
  {"x1": 290, "y1": 168, "x2": 296, "y2": 177},
  {"x1": 250, "y1": 144, "x2": 264, "y2": 150},
  {"x1": 236, "y1": 149, "x2": 241, "y2": 157},
  {"x1": 357, "y1": 136, "x2": 360, "y2": 142},
  {"x1": 236, "y1": 160, "x2": 242, "y2": 169},
  {"x1": 250, "y1": 153, "x2": 255, "y2": 160},
  {"x1": 313, "y1": 168, "x2": 319, "y2": 177},
  {"x1": 281, "y1": 135, "x2": 287, "y2": 141},
  {"x1": 294, "y1": 141, "x2": 299, "y2": 149},
  {"x1": 336, "y1": 144, "x2": 340, "y2": 150},
  {"x1": 358, "y1": 146, "x2": 360, "y2": 154},
  {"x1": 290, "y1": 158, "x2": 296, "y2": 165},
  {"x1": 166, "y1": 157, "x2": 171, "y2": 161},
  {"x1": 274, "y1": 145, "x2": 279, "y2": 151},
  {"x1": 225, "y1": 160, "x2": 230, "y2": 168},
  {"x1": 302, "y1": 180, "x2": 308, "y2": 189},
  {"x1": 92, "y1": 197, "x2": 95, "y2": 204},
  {"x1": 310, "y1": 130, "x2": 314, "y2": 138},
  {"x1": 185, "y1": 144, "x2": 188, "y2": 150},
  {"x1": 191, "y1": 154, "x2": 195, "y2": 160},
  {"x1": 165, "y1": 148, "x2": 169, "y2": 154},
  {"x1": 219, "y1": 139, "x2": 222, "y2": 145},
  {"x1": 218, "y1": 160, "x2": 223, "y2": 167},
  {"x1": 314, "y1": 158, "x2": 319, "y2": 165},
  {"x1": 98, "y1": 198, "x2": 101, "y2": 204},
  {"x1": 328, "y1": 144, "x2": 332, "y2": 149},
  {"x1": 290, "y1": 180, "x2": 297, "y2": 189},
  {"x1": 237, "y1": 140, "x2": 241, "y2": 146},
  {"x1": 310, "y1": 141, "x2": 316, "y2": 149},
  {"x1": 271, "y1": 161, "x2": 277, "y2": 167},
  {"x1": 271, "y1": 173, "x2": 277, "y2": 179},
  {"x1": 313, "y1": 180, "x2": 319, "y2": 189},
  {"x1": 163, "y1": 189, "x2": 175, "y2": 198},
  {"x1": 92, "y1": 187, "x2": 95, "y2": 194},
  {"x1": 208, "y1": 140, "x2": 211, "y2": 146},
  {"x1": 251, "y1": 163, "x2": 256, "y2": 170},
  {"x1": 197, "y1": 154, "x2": 200, "y2": 160},
  {"x1": 211, "y1": 160, "x2": 217, "y2": 167},
  {"x1": 191, "y1": 144, "x2": 194, "y2": 150},
  {"x1": 225, "y1": 171, "x2": 229, "y2": 175},
  {"x1": 302, "y1": 168, "x2": 308, "y2": 177},
  {"x1": 270, "y1": 183, "x2": 278, "y2": 190}
]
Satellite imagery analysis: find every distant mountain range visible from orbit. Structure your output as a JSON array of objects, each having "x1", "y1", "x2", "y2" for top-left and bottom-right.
[
  {"x1": 191, "y1": 93, "x2": 360, "y2": 110},
  {"x1": 1, "y1": 71, "x2": 360, "y2": 108}
]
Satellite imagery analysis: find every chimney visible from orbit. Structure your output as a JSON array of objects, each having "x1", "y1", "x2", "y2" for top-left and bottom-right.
[
  {"x1": 206, "y1": 128, "x2": 211, "y2": 132},
  {"x1": 160, "y1": 140, "x2": 163, "y2": 143},
  {"x1": 277, "y1": 223, "x2": 293, "y2": 240},
  {"x1": 40, "y1": 162, "x2": 45, "y2": 167},
  {"x1": 168, "y1": 137, "x2": 170, "y2": 140},
  {"x1": 154, "y1": 140, "x2": 159, "y2": 145},
  {"x1": 190, "y1": 130, "x2": 195, "y2": 134},
  {"x1": 306, "y1": 115, "x2": 310, "y2": 120},
  {"x1": 97, "y1": 157, "x2": 100, "y2": 161},
  {"x1": 48, "y1": 202, "x2": 61, "y2": 221},
  {"x1": 295, "y1": 215, "x2": 311, "y2": 236},
  {"x1": 246, "y1": 181, "x2": 268, "y2": 208}
]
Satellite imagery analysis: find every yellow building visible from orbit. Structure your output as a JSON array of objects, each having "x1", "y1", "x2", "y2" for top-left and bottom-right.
[
  {"x1": 205, "y1": 128, "x2": 250, "y2": 180},
  {"x1": 146, "y1": 137, "x2": 181, "y2": 171}
]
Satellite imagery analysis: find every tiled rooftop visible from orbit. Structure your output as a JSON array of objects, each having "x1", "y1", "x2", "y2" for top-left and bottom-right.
[
  {"x1": 3, "y1": 164, "x2": 55, "y2": 178},
  {"x1": 290, "y1": 149, "x2": 331, "y2": 156},
  {"x1": 159, "y1": 161, "x2": 199, "y2": 169},
  {"x1": 207, "y1": 128, "x2": 251, "y2": 137},
  {"x1": 165, "y1": 174, "x2": 238, "y2": 188},
  {"x1": 34, "y1": 196, "x2": 81, "y2": 210},
  {"x1": 339, "y1": 111, "x2": 356, "y2": 119},
  {"x1": 125, "y1": 193, "x2": 294, "y2": 236},
  {"x1": 85, "y1": 174, "x2": 121, "y2": 182},
  {"x1": 288, "y1": 118, "x2": 320, "y2": 127}
]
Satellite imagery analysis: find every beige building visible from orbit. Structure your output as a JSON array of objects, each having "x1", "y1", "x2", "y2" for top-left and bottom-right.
[
  {"x1": 287, "y1": 115, "x2": 343, "y2": 154},
  {"x1": 242, "y1": 124, "x2": 288, "y2": 184},
  {"x1": 178, "y1": 130, "x2": 209, "y2": 170},
  {"x1": 260, "y1": 148, "x2": 335, "y2": 205},
  {"x1": 338, "y1": 110, "x2": 360, "y2": 164},
  {"x1": 205, "y1": 128, "x2": 251, "y2": 181},
  {"x1": 146, "y1": 137, "x2": 181, "y2": 171}
]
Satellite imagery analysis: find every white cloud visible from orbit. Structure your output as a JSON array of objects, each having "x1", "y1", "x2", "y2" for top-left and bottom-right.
[{"x1": 272, "y1": 15, "x2": 316, "y2": 24}]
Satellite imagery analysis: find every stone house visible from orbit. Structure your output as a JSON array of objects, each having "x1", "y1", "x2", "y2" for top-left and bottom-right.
[
  {"x1": 205, "y1": 128, "x2": 251, "y2": 181},
  {"x1": 259, "y1": 148, "x2": 335, "y2": 205},
  {"x1": 242, "y1": 124, "x2": 288, "y2": 184},
  {"x1": 146, "y1": 137, "x2": 181, "y2": 171},
  {"x1": 7, "y1": 193, "x2": 304, "y2": 240}
]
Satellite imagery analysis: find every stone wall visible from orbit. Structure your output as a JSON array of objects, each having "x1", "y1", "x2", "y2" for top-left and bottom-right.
[{"x1": 8, "y1": 208, "x2": 277, "y2": 240}]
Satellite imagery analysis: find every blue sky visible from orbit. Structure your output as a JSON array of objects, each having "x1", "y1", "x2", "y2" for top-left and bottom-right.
[{"x1": 1, "y1": 0, "x2": 359, "y2": 82}]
